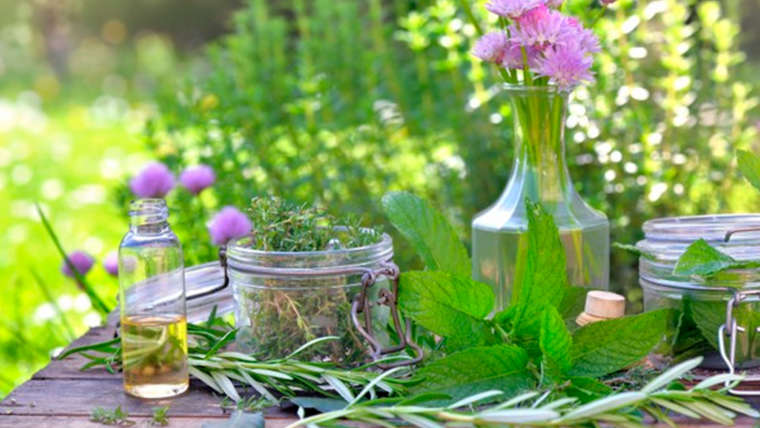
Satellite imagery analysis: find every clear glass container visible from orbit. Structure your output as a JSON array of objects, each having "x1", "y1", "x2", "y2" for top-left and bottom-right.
[
  {"x1": 227, "y1": 232, "x2": 394, "y2": 365},
  {"x1": 637, "y1": 214, "x2": 760, "y2": 369},
  {"x1": 472, "y1": 86, "x2": 609, "y2": 310},
  {"x1": 118, "y1": 199, "x2": 188, "y2": 398}
]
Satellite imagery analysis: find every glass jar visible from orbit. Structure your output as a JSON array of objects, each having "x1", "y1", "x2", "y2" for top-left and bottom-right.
[
  {"x1": 118, "y1": 199, "x2": 189, "y2": 398},
  {"x1": 472, "y1": 86, "x2": 609, "y2": 311},
  {"x1": 226, "y1": 232, "x2": 394, "y2": 365},
  {"x1": 637, "y1": 214, "x2": 760, "y2": 369}
]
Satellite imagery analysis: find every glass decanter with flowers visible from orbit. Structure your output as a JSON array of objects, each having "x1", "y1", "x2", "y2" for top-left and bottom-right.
[{"x1": 470, "y1": 0, "x2": 613, "y2": 310}]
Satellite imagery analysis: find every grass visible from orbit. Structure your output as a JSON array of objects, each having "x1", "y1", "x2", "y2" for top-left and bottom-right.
[{"x1": 0, "y1": 96, "x2": 148, "y2": 396}]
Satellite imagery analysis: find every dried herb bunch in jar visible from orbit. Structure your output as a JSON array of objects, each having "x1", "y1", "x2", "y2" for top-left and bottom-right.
[{"x1": 230, "y1": 196, "x2": 388, "y2": 365}]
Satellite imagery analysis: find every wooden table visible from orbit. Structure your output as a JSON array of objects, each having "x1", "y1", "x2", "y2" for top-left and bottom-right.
[
  {"x1": 1, "y1": 324, "x2": 758, "y2": 427},
  {"x1": 0, "y1": 323, "x2": 297, "y2": 427}
]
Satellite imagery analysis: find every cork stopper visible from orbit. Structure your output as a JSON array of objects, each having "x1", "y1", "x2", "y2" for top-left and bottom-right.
[{"x1": 576, "y1": 291, "x2": 626, "y2": 326}]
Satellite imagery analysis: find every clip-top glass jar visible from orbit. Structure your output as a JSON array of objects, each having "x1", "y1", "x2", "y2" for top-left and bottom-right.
[
  {"x1": 226, "y1": 231, "x2": 404, "y2": 366},
  {"x1": 637, "y1": 214, "x2": 760, "y2": 372},
  {"x1": 118, "y1": 199, "x2": 188, "y2": 398}
]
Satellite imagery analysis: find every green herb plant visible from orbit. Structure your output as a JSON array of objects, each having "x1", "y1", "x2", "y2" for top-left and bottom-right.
[
  {"x1": 61, "y1": 310, "x2": 411, "y2": 403},
  {"x1": 150, "y1": 406, "x2": 170, "y2": 426},
  {"x1": 237, "y1": 196, "x2": 384, "y2": 363},
  {"x1": 90, "y1": 406, "x2": 134, "y2": 426}
]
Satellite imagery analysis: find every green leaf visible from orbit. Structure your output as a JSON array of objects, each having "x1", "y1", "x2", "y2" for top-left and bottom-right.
[
  {"x1": 558, "y1": 286, "x2": 588, "y2": 329},
  {"x1": 688, "y1": 298, "x2": 760, "y2": 352},
  {"x1": 414, "y1": 345, "x2": 534, "y2": 402},
  {"x1": 612, "y1": 242, "x2": 656, "y2": 260},
  {"x1": 673, "y1": 239, "x2": 759, "y2": 279},
  {"x1": 737, "y1": 149, "x2": 760, "y2": 191},
  {"x1": 382, "y1": 192, "x2": 470, "y2": 277},
  {"x1": 539, "y1": 306, "x2": 572, "y2": 380},
  {"x1": 398, "y1": 271, "x2": 496, "y2": 348},
  {"x1": 565, "y1": 376, "x2": 613, "y2": 403},
  {"x1": 510, "y1": 201, "x2": 569, "y2": 341},
  {"x1": 569, "y1": 309, "x2": 674, "y2": 378}
]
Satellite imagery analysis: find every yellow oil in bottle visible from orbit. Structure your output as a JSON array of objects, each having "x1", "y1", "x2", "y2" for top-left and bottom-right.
[{"x1": 121, "y1": 314, "x2": 189, "y2": 399}]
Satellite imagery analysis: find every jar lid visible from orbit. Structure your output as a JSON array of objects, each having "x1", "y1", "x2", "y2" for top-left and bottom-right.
[
  {"x1": 637, "y1": 214, "x2": 760, "y2": 292},
  {"x1": 638, "y1": 214, "x2": 760, "y2": 261}
]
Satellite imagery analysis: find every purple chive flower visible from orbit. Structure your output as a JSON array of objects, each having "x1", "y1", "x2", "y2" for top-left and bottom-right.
[
  {"x1": 536, "y1": 43, "x2": 594, "y2": 90},
  {"x1": 502, "y1": 40, "x2": 541, "y2": 69},
  {"x1": 103, "y1": 251, "x2": 119, "y2": 276},
  {"x1": 485, "y1": 0, "x2": 543, "y2": 19},
  {"x1": 600, "y1": 0, "x2": 616, "y2": 4},
  {"x1": 545, "y1": 0, "x2": 563, "y2": 7},
  {"x1": 208, "y1": 207, "x2": 252, "y2": 246},
  {"x1": 180, "y1": 164, "x2": 216, "y2": 195},
  {"x1": 129, "y1": 162, "x2": 175, "y2": 198},
  {"x1": 565, "y1": 17, "x2": 601, "y2": 54},
  {"x1": 472, "y1": 31, "x2": 511, "y2": 63},
  {"x1": 61, "y1": 251, "x2": 95, "y2": 278},
  {"x1": 511, "y1": 6, "x2": 569, "y2": 50}
]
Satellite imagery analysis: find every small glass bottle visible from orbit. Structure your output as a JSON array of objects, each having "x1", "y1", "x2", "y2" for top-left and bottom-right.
[{"x1": 119, "y1": 199, "x2": 188, "y2": 398}]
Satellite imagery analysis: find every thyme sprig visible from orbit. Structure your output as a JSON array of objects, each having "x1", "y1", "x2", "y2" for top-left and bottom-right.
[
  {"x1": 246, "y1": 196, "x2": 381, "y2": 251},
  {"x1": 288, "y1": 358, "x2": 759, "y2": 427}
]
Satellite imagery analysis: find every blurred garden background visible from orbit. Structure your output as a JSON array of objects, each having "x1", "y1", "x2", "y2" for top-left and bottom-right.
[{"x1": 2, "y1": 0, "x2": 760, "y2": 397}]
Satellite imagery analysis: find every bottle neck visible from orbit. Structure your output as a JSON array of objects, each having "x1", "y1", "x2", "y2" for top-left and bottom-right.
[
  {"x1": 129, "y1": 199, "x2": 170, "y2": 234},
  {"x1": 508, "y1": 89, "x2": 572, "y2": 202}
]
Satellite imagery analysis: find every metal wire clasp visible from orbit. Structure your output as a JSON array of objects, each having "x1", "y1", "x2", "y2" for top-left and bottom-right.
[
  {"x1": 350, "y1": 262, "x2": 423, "y2": 369},
  {"x1": 718, "y1": 289, "x2": 760, "y2": 395}
]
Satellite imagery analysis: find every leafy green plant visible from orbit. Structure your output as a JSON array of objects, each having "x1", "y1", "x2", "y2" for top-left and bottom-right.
[
  {"x1": 383, "y1": 192, "x2": 674, "y2": 403},
  {"x1": 90, "y1": 406, "x2": 134, "y2": 426},
  {"x1": 150, "y1": 406, "x2": 170, "y2": 426}
]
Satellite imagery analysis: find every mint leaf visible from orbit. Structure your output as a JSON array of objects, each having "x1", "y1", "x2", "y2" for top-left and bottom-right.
[
  {"x1": 414, "y1": 345, "x2": 534, "y2": 401},
  {"x1": 565, "y1": 376, "x2": 613, "y2": 403},
  {"x1": 673, "y1": 239, "x2": 758, "y2": 280},
  {"x1": 510, "y1": 201, "x2": 569, "y2": 342},
  {"x1": 558, "y1": 286, "x2": 588, "y2": 330},
  {"x1": 540, "y1": 306, "x2": 572, "y2": 380},
  {"x1": 612, "y1": 242, "x2": 656, "y2": 260},
  {"x1": 382, "y1": 192, "x2": 470, "y2": 277},
  {"x1": 687, "y1": 298, "x2": 760, "y2": 353},
  {"x1": 737, "y1": 149, "x2": 760, "y2": 192},
  {"x1": 398, "y1": 271, "x2": 496, "y2": 348},
  {"x1": 569, "y1": 309, "x2": 674, "y2": 377}
]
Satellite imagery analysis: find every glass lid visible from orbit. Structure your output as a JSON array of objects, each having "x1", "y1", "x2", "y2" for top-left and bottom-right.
[{"x1": 638, "y1": 214, "x2": 760, "y2": 262}]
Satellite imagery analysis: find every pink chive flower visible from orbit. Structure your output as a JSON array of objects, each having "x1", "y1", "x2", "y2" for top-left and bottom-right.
[
  {"x1": 565, "y1": 17, "x2": 601, "y2": 53},
  {"x1": 536, "y1": 43, "x2": 594, "y2": 90},
  {"x1": 511, "y1": 6, "x2": 568, "y2": 50},
  {"x1": 208, "y1": 207, "x2": 252, "y2": 245},
  {"x1": 502, "y1": 40, "x2": 541, "y2": 69},
  {"x1": 472, "y1": 31, "x2": 511, "y2": 63},
  {"x1": 485, "y1": 0, "x2": 543, "y2": 19},
  {"x1": 545, "y1": 0, "x2": 564, "y2": 7},
  {"x1": 180, "y1": 164, "x2": 216, "y2": 195},
  {"x1": 103, "y1": 251, "x2": 119, "y2": 276},
  {"x1": 130, "y1": 162, "x2": 175, "y2": 198},
  {"x1": 61, "y1": 251, "x2": 95, "y2": 278},
  {"x1": 601, "y1": 0, "x2": 616, "y2": 4}
]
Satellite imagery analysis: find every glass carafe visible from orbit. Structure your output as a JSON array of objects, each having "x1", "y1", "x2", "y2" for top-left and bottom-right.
[
  {"x1": 472, "y1": 86, "x2": 609, "y2": 311},
  {"x1": 118, "y1": 198, "x2": 188, "y2": 398}
]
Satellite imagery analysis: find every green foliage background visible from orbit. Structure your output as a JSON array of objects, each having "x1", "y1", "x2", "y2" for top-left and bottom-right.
[{"x1": 2, "y1": 0, "x2": 760, "y2": 397}]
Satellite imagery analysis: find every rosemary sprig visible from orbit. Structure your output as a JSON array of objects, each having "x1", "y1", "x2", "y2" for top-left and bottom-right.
[
  {"x1": 60, "y1": 317, "x2": 412, "y2": 402},
  {"x1": 288, "y1": 358, "x2": 759, "y2": 427}
]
